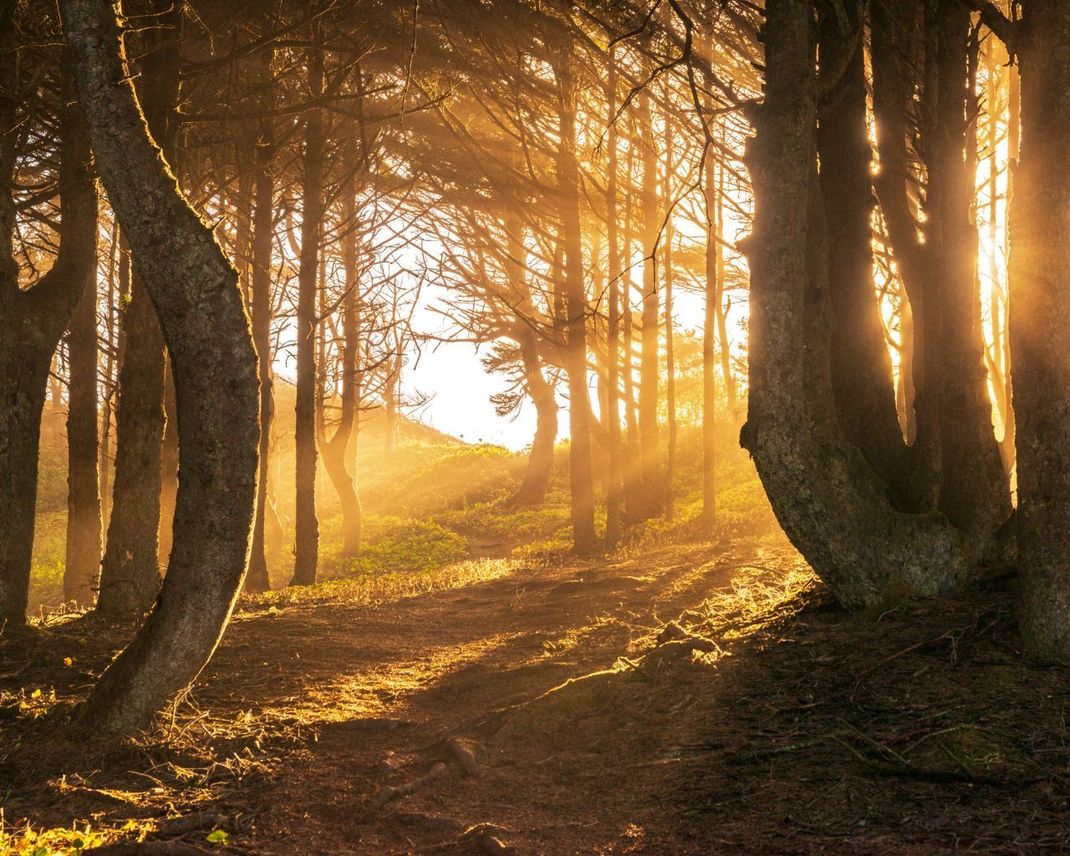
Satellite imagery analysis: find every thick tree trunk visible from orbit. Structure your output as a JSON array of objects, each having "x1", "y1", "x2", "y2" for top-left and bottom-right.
[
  {"x1": 1010, "y1": 0, "x2": 1070, "y2": 659},
  {"x1": 554, "y1": 55, "x2": 598, "y2": 554},
  {"x1": 63, "y1": 0, "x2": 259, "y2": 733},
  {"x1": 742, "y1": 0, "x2": 974, "y2": 610},
  {"x1": 64, "y1": 275, "x2": 103, "y2": 606},
  {"x1": 817, "y1": 2, "x2": 909, "y2": 502},
  {"x1": 291, "y1": 41, "x2": 324, "y2": 587},
  {"x1": 0, "y1": 50, "x2": 97, "y2": 624}
]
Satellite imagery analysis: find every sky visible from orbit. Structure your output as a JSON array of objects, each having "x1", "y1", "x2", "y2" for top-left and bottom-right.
[{"x1": 405, "y1": 337, "x2": 543, "y2": 451}]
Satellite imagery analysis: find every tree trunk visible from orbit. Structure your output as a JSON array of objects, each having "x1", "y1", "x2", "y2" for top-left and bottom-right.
[
  {"x1": 922, "y1": 1, "x2": 1010, "y2": 548},
  {"x1": 1009, "y1": 0, "x2": 1070, "y2": 659},
  {"x1": 604, "y1": 48, "x2": 624, "y2": 546},
  {"x1": 554, "y1": 54, "x2": 597, "y2": 554},
  {"x1": 512, "y1": 330, "x2": 557, "y2": 505},
  {"x1": 817, "y1": 1, "x2": 909, "y2": 503},
  {"x1": 662, "y1": 100, "x2": 677, "y2": 522},
  {"x1": 636, "y1": 88, "x2": 663, "y2": 520},
  {"x1": 64, "y1": 272, "x2": 102, "y2": 606},
  {"x1": 96, "y1": 4, "x2": 178, "y2": 616},
  {"x1": 97, "y1": 277, "x2": 165, "y2": 616},
  {"x1": 321, "y1": 133, "x2": 363, "y2": 557},
  {"x1": 0, "y1": 48, "x2": 97, "y2": 625},
  {"x1": 63, "y1": 0, "x2": 259, "y2": 733},
  {"x1": 701, "y1": 118, "x2": 719, "y2": 531},
  {"x1": 742, "y1": 0, "x2": 974, "y2": 610},
  {"x1": 291, "y1": 39, "x2": 324, "y2": 587},
  {"x1": 246, "y1": 94, "x2": 276, "y2": 592}
]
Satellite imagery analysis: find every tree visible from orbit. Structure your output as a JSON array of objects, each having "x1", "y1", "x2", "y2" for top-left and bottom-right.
[
  {"x1": 986, "y1": 0, "x2": 1070, "y2": 659},
  {"x1": 95, "y1": 4, "x2": 178, "y2": 616},
  {"x1": 63, "y1": 0, "x2": 259, "y2": 732},
  {"x1": 0, "y1": 15, "x2": 98, "y2": 624}
]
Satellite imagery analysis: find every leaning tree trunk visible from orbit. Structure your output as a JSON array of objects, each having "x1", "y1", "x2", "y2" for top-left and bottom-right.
[
  {"x1": 0, "y1": 52, "x2": 97, "y2": 625},
  {"x1": 742, "y1": 0, "x2": 975, "y2": 610},
  {"x1": 1009, "y1": 0, "x2": 1070, "y2": 659},
  {"x1": 63, "y1": 0, "x2": 259, "y2": 733}
]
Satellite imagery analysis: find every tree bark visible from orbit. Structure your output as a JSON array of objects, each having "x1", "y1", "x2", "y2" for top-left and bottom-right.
[
  {"x1": 817, "y1": 1, "x2": 909, "y2": 503},
  {"x1": 742, "y1": 0, "x2": 975, "y2": 610},
  {"x1": 63, "y1": 0, "x2": 259, "y2": 733},
  {"x1": 96, "y1": 276, "x2": 165, "y2": 615},
  {"x1": 96, "y1": 3, "x2": 180, "y2": 615},
  {"x1": 922, "y1": 1, "x2": 1010, "y2": 549},
  {"x1": 1008, "y1": 0, "x2": 1070, "y2": 659},
  {"x1": 0, "y1": 44, "x2": 98, "y2": 624}
]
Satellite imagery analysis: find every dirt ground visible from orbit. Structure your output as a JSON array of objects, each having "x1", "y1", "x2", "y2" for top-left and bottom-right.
[{"x1": 3, "y1": 538, "x2": 1070, "y2": 854}]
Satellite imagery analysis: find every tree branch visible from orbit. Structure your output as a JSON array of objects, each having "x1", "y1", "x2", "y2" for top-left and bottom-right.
[{"x1": 959, "y1": 0, "x2": 1020, "y2": 52}]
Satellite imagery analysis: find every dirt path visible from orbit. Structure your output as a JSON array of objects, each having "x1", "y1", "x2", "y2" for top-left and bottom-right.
[
  {"x1": 2, "y1": 538, "x2": 794, "y2": 854},
  {"x1": 202, "y1": 540, "x2": 780, "y2": 853}
]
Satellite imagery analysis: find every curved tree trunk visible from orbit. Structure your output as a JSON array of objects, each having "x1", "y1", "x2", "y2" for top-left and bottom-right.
[
  {"x1": 512, "y1": 331, "x2": 557, "y2": 506},
  {"x1": 96, "y1": 5, "x2": 178, "y2": 616},
  {"x1": 743, "y1": 0, "x2": 974, "y2": 610},
  {"x1": 63, "y1": 0, "x2": 259, "y2": 733}
]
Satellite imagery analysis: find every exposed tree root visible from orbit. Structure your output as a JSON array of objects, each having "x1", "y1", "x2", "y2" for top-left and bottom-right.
[{"x1": 370, "y1": 761, "x2": 448, "y2": 811}]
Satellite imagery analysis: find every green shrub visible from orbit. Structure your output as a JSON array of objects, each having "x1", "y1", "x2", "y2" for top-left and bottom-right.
[{"x1": 346, "y1": 517, "x2": 469, "y2": 576}]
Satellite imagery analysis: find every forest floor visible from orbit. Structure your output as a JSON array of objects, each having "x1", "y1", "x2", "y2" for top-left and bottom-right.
[{"x1": 3, "y1": 535, "x2": 1070, "y2": 854}]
